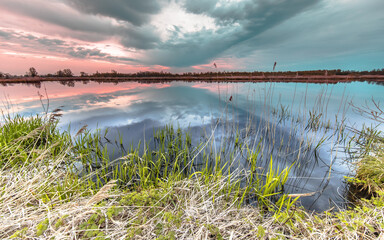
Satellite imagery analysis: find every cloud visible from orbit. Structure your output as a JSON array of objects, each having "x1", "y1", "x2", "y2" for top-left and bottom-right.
[
  {"x1": 144, "y1": 0, "x2": 321, "y2": 67},
  {"x1": 1, "y1": 0, "x2": 383, "y2": 71},
  {"x1": 37, "y1": 38, "x2": 67, "y2": 47},
  {"x1": 182, "y1": 0, "x2": 217, "y2": 15},
  {"x1": 0, "y1": 0, "x2": 161, "y2": 50},
  {"x1": 0, "y1": 29, "x2": 13, "y2": 39},
  {"x1": 0, "y1": 0, "x2": 321, "y2": 67},
  {"x1": 0, "y1": 29, "x2": 140, "y2": 64},
  {"x1": 66, "y1": 0, "x2": 164, "y2": 26},
  {"x1": 119, "y1": 26, "x2": 160, "y2": 50},
  {"x1": 217, "y1": 0, "x2": 384, "y2": 71},
  {"x1": 68, "y1": 47, "x2": 108, "y2": 58},
  {"x1": 0, "y1": 0, "x2": 114, "y2": 34}
]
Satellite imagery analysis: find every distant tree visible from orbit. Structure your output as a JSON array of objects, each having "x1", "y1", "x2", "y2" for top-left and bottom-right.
[
  {"x1": 93, "y1": 71, "x2": 101, "y2": 77},
  {"x1": 111, "y1": 70, "x2": 118, "y2": 77},
  {"x1": 56, "y1": 70, "x2": 64, "y2": 77},
  {"x1": 80, "y1": 72, "x2": 88, "y2": 77},
  {"x1": 57, "y1": 69, "x2": 73, "y2": 77},
  {"x1": 0, "y1": 72, "x2": 3, "y2": 78},
  {"x1": 63, "y1": 69, "x2": 73, "y2": 77},
  {"x1": 28, "y1": 67, "x2": 38, "y2": 77}
]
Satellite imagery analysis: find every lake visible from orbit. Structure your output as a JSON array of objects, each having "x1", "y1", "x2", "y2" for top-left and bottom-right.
[{"x1": 1, "y1": 80, "x2": 383, "y2": 211}]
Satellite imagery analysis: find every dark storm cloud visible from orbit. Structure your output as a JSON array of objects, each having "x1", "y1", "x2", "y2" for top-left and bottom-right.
[
  {"x1": 147, "y1": 28, "x2": 237, "y2": 67},
  {"x1": 182, "y1": 0, "x2": 319, "y2": 28},
  {"x1": 66, "y1": 0, "x2": 163, "y2": 26},
  {"x1": 182, "y1": 0, "x2": 217, "y2": 15},
  {"x1": 119, "y1": 26, "x2": 160, "y2": 50},
  {"x1": 221, "y1": 0, "x2": 384, "y2": 71},
  {"x1": 147, "y1": 0, "x2": 321, "y2": 67}
]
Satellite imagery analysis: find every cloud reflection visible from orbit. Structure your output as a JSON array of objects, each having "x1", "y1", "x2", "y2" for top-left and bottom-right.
[{"x1": 2, "y1": 81, "x2": 384, "y2": 211}]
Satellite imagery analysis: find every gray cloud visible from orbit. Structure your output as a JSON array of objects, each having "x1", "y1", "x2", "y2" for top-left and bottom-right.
[
  {"x1": 146, "y1": 0, "x2": 321, "y2": 67},
  {"x1": 182, "y1": 0, "x2": 319, "y2": 28},
  {"x1": 182, "y1": 0, "x2": 217, "y2": 15},
  {"x1": 0, "y1": 29, "x2": 14, "y2": 39},
  {"x1": 37, "y1": 38, "x2": 67, "y2": 47},
  {"x1": 145, "y1": 28, "x2": 239, "y2": 66},
  {"x1": 119, "y1": 26, "x2": 160, "y2": 50},
  {"x1": 0, "y1": 29, "x2": 139, "y2": 64},
  {"x1": 68, "y1": 47, "x2": 108, "y2": 58},
  {"x1": 66, "y1": 0, "x2": 164, "y2": 26},
  {"x1": 0, "y1": 0, "x2": 160, "y2": 50},
  {"x1": 0, "y1": 0, "x2": 115, "y2": 36},
  {"x1": 220, "y1": 0, "x2": 384, "y2": 71},
  {"x1": 0, "y1": 0, "x2": 321, "y2": 67}
]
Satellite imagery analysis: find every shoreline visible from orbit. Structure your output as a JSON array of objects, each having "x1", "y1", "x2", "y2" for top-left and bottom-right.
[{"x1": 1, "y1": 74, "x2": 384, "y2": 85}]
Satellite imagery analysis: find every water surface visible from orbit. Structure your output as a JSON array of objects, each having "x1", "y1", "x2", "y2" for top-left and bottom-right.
[{"x1": 2, "y1": 80, "x2": 383, "y2": 211}]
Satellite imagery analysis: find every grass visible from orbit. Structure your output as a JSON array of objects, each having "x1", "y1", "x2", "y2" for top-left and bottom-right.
[
  {"x1": 0, "y1": 113, "x2": 296, "y2": 238},
  {"x1": 1, "y1": 109, "x2": 384, "y2": 239},
  {"x1": 347, "y1": 124, "x2": 384, "y2": 196}
]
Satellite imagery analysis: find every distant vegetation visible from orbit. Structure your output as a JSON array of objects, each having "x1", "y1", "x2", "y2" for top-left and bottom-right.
[{"x1": 1, "y1": 68, "x2": 384, "y2": 79}]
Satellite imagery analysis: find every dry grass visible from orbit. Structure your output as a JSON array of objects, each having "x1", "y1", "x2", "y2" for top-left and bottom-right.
[{"x1": 2, "y1": 152, "x2": 384, "y2": 239}]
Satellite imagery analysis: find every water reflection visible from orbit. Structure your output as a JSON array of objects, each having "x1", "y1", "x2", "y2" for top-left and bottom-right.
[{"x1": 1, "y1": 80, "x2": 384, "y2": 211}]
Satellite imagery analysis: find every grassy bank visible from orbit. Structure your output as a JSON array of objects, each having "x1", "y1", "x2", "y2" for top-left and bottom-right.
[{"x1": 1, "y1": 113, "x2": 383, "y2": 239}]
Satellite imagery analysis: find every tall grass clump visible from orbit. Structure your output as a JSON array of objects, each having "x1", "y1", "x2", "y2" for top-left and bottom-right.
[
  {"x1": 347, "y1": 102, "x2": 384, "y2": 197},
  {"x1": 0, "y1": 113, "x2": 65, "y2": 168}
]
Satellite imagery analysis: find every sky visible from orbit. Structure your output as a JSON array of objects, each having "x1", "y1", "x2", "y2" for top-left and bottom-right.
[{"x1": 0, "y1": 0, "x2": 383, "y2": 75}]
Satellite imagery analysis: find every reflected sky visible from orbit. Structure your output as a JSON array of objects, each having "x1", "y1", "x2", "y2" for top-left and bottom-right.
[
  {"x1": 1, "y1": 80, "x2": 384, "y2": 211},
  {"x1": 3, "y1": 81, "x2": 383, "y2": 130}
]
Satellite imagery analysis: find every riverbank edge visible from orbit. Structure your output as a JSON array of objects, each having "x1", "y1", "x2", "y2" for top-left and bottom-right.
[{"x1": 1, "y1": 74, "x2": 384, "y2": 85}]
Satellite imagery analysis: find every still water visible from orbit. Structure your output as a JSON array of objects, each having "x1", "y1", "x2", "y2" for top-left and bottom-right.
[{"x1": 1, "y1": 80, "x2": 383, "y2": 211}]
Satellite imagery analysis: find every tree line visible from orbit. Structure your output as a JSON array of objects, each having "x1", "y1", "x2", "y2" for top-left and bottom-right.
[{"x1": 1, "y1": 67, "x2": 384, "y2": 79}]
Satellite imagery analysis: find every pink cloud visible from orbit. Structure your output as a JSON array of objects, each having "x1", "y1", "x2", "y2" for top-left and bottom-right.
[{"x1": 0, "y1": 50, "x2": 171, "y2": 75}]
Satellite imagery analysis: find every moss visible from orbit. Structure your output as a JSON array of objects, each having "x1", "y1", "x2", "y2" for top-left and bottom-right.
[
  {"x1": 36, "y1": 218, "x2": 49, "y2": 236},
  {"x1": 10, "y1": 227, "x2": 28, "y2": 239},
  {"x1": 54, "y1": 215, "x2": 69, "y2": 229},
  {"x1": 119, "y1": 187, "x2": 175, "y2": 208},
  {"x1": 204, "y1": 224, "x2": 223, "y2": 240},
  {"x1": 257, "y1": 225, "x2": 266, "y2": 238},
  {"x1": 106, "y1": 205, "x2": 123, "y2": 219},
  {"x1": 78, "y1": 211, "x2": 109, "y2": 238},
  {"x1": 156, "y1": 231, "x2": 176, "y2": 240},
  {"x1": 163, "y1": 211, "x2": 183, "y2": 228}
]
